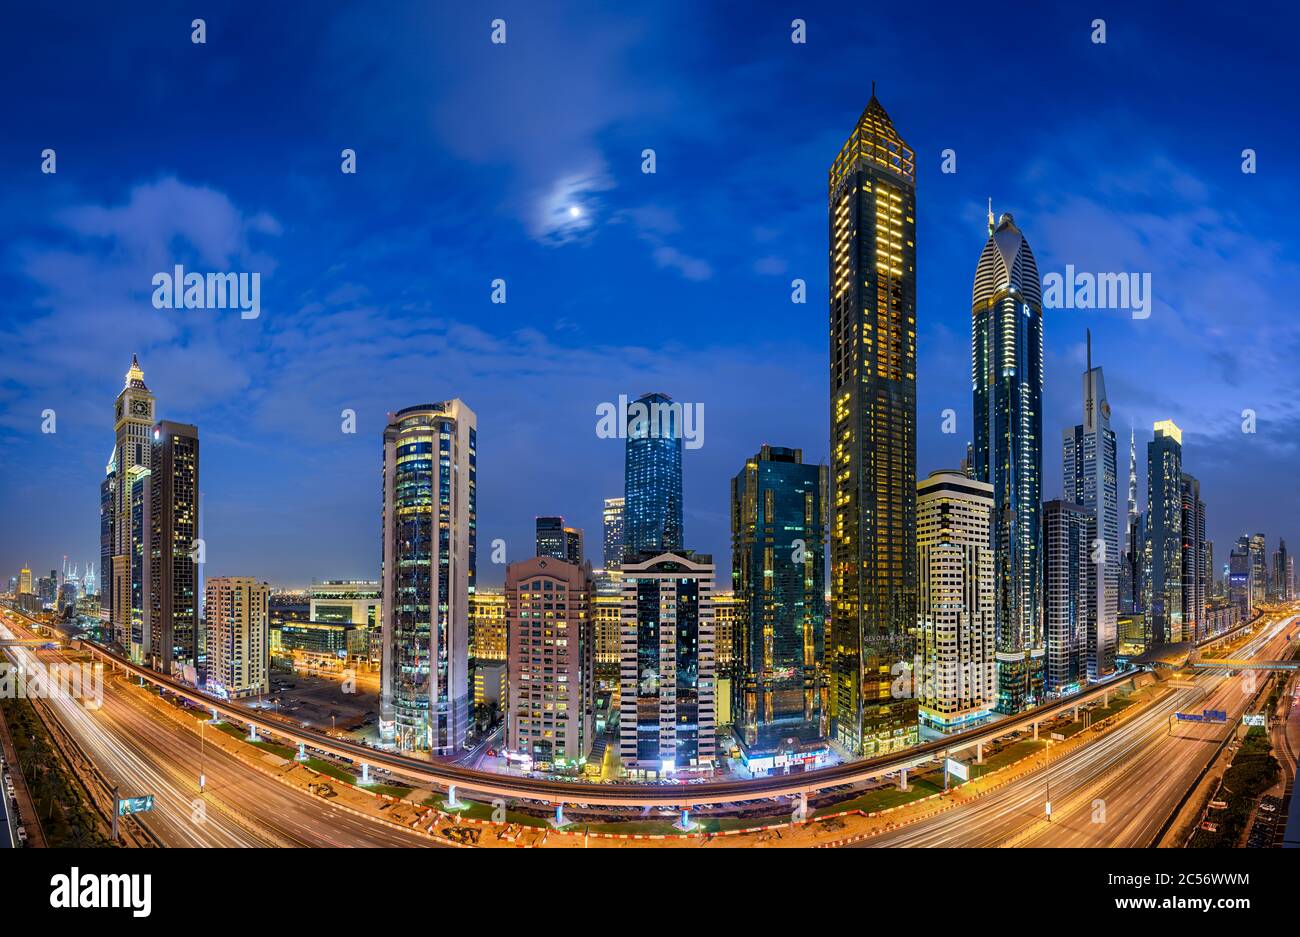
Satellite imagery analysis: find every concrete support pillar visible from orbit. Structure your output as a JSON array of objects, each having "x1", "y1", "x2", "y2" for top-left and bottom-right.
[
  {"x1": 976, "y1": 742, "x2": 985, "y2": 764},
  {"x1": 247, "y1": 724, "x2": 259, "y2": 742},
  {"x1": 898, "y1": 768, "x2": 909, "y2": 791},
  {"x1": 1072, "y1": 705, "x2": 1079, "y2": 721},
  {"x1": 1032, "y1": 721, "x2": 1039, "y2": 741}
]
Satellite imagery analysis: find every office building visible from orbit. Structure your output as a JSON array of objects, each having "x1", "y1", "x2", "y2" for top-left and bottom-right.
[
  {"x1": 204, "y1": 577, "x2": 270, "y2": 699},
  {"x1": 916, "y1": 471, "x2": 996, "y2": 731},
  {"x1": 1249, "y1": 534, "x2": 1267, "y2": 607},
  {"x1": 972, "y1": 208, "x2": 1045, "y2": 711},
  {"x1": 1043, "y1": 500, "x2": 1090, "y2": 694},
  {"x1": 145, "y1": 420, "x2": 200, "y2": 677},
  {"x1": 619, "y1": 551, "x2": 716, "y2": 774},
  {"x1": 1147, "y1": 421, "x2": 1183, "y2": 644},
  {"x1": 623, "y1": 392, "x2": 684, "y2": 557},
  {"x1": 602, "y1": 497, "x2": 625, "y2": 570},
  {"x1": 828, "y1": 91, "x2": 919, "y2": 755},
  {"x1": 535, "y1": 516, "x2": 583, "y2": 566},
  {"x1": 380, "y1": 400, "x2": 477, "y2": 755},
  {"x1": 730, "y1": 445, "x2": 828, "y2": 764},
  {"x1": 111, "y1": 355, "x2": 156, "y2": 654},
  {"x1": 1061, "y1": 335, "x2": 1118, "y2": 680},
  {"x1": 505, "y1": 556, "x2": 595, "y2": 769},
  {"x1": 469, "y1": 588, "x2": 507, "y2": 661},
  {"x1": 1179, "y1": 474, "x2": 1207, "y2": 641}
]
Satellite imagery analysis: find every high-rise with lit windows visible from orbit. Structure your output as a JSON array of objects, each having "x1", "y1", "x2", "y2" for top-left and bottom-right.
[
  {"x1": 623, "y1": 392, "x2": 684, "y2": 558},
  {"x1": 730, "y1": 445, "x2": 828, "y2": 765},
  {"x1": 827, "y1": 91, "x2": 918, "y2": 757},
  {"x1": 380, "y1": 400, "x2": 477, "y2": 754},
  {"x1": 505, "y1": 556, "x2": 595, "y2": 769},
  {"x1": 1147, "y1": 421, "x2": 1183, "y2": 644},
  {"x1": 112, "y1": 355, "x2": 156, "y2": 656},
  {"x1": 972, "y1": 209, "x2": 1045, "y2": 712},
  {"x1": 916, "y1": 471, "x2": 996, "y2": 731}
]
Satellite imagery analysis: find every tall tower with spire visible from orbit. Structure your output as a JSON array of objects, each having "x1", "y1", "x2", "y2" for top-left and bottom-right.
[
  {"x1": 111, "y1": 354, "x2": 156, "y2": 655},
  {"x1": 828, "y1": 89, "x2": 918, "y2": 757},
  {"x1": 972, "y1": 210, "x2": 1045, "y2": 713}
]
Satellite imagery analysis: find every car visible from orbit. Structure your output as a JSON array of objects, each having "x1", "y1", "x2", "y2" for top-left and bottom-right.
[
  {"x1": 1259, "y1": 801, "x2": 1278, "y2": 813},
  {"x1": 16, "y1": 826, "x2": 28, "y2": 846}
]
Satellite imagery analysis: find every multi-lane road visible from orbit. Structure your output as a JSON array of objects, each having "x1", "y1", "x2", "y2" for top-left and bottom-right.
[
  {"x1": 858, "y1": 610, "x2": 1298, "y2": 847},
  {"x1": 1, "y1": 611, "x2": 440, "y2": 847}
]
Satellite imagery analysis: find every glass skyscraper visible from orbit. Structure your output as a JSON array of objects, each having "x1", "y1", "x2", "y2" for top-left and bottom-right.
[
  {"x1": 602, "y1": 497, "x2": 625, "y2": 570},
  {"x1": 972, "y1": 210, "x2": 1045, "y2": 713},
  {"x1": 1061, "y1": 336, "x2": 1118, "y2": 682},
  {"x1": 828, "y1": 92, "x2": 919, "y2": 757},
  {"x1": 730, "y1": 446, "x2": 828, "y2": 767},
  {"x1": 380, "y1": 400, "x2": 477, "y2": 754},
  {"x1": 1147, "y1": 420, "x2": 1183, "y2": 645},
  {"x1": 622, "y1": 391, "x2": 683, "y2": 558}
]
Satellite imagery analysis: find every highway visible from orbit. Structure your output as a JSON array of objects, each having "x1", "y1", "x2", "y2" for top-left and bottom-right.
[
  {"x1": 0, "y1": 611, "x2": 441, "y2": 847},
  {"x1": 54, "y1": 614, "x2": 1148, "y2": 808},
  {"x1": 856, "y1": 610, "x2": 1298, "y2": 847}
]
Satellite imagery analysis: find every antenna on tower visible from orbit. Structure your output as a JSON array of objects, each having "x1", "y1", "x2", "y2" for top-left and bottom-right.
[{"x1": 987, "y1": 198, "x2": 995, "y2": 235}]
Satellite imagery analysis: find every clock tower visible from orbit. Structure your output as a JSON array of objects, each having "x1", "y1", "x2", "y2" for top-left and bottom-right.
[{"x1": 112, "y1": 354, "x2": 156, "y2": 654}]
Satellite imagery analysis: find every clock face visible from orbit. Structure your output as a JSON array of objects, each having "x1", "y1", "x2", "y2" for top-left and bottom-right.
[{"x1": 130, "y1": 399, "x2": 151, "y2": 418}]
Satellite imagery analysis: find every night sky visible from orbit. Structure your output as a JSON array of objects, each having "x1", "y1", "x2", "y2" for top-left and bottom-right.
[{"x1": 2, "y1": 1, "x2": 1297, "y2": 588}]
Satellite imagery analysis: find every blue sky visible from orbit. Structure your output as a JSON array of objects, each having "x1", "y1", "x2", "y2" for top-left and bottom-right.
[{"x1": 2, "y1": 1, "x2": 1298, "y2": 588}]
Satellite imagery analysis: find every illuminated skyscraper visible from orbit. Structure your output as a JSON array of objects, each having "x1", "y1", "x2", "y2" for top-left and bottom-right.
[
  {"x1": 602, "y1": 497, "x2": 625, "y2": 570},
  {"x1": 1179, "y1": 473, "x2": 1206, "y2": 640},
  {"x1": 112, "y1": 355, "x2": 156, "y2": 656},
  {"x1": 145, "y1": 420, "x2": 200, "y2": 677},
  {"x1": 1062, "y1": 334, "x2": 1118, "y2": 681},
  {"x1": 1043, "y1": 499, "x2": 1089, "y2": 693},
  {"x1": 730, "y1": 446, "x2": 828, "y2": 767},
  {"x1": 1147, "y1": 421, "x2": 1183, "y2": 644},
  {"x1": 828, "y1": 90, "x2": 918, "y2": 757},
  {"x1": 972, "y1": 209, "x2": 1045, "y2": 712},
  {"x1": 623, "y1": 392, "x2": 684, "y2": 557},
  {"x1": 380, "y1": 400, "x2": 477, "y2": 754}
]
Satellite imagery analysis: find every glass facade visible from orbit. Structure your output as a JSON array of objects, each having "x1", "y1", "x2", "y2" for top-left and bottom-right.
[
  {"x1": 972, "y1": 212, "x2": 1045, "y2": 713},
  {"x1": 381, "y1": 401, "x2": 476, "y2": 754},
  {"x1": 730, "y1": 446, "x2": 827, "y2": 760},
  {"x1": 623, "y1": 392, "x2": 683, "y2": 558},
  {"x1": 602, "y1": 497, "x2": 625, "y2": 570},
  {"x1": 828, "y1": 94, "x2": 919, "y2": 757},
  {"x1": 1147, "y1": 421, "x2": 1183, "y2": 645},
  {"x1": 619, "y1": 552, "x2": 715, "y2": 773}
]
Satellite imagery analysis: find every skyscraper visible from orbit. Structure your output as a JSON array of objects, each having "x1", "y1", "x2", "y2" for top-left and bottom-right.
[
  {"x1": 916, "y1": 471, "x2": 996, "y2": 731},
  {"x1": 100, "y1": 454, "x2": 115, "y2": 614},
  {"x1": 828, "y1": 91, "x2": 919, "y2": 757},
  {"x1": 730, "y1": 446, "x2": 828, "y2": 767},
  {"x1": 619, "y1": 550, "x2": 716, "y2": 775},
  {"x1": 144, "y1": 420, "x2": 200, "y2": 677},
  {"x1": 1043, "y1": 499, "x2": 1090, "y2": 693},
  {"x1": 1228, "y1": 541, "x2": 1251, "y2": 615},
  {"x1": 602, "y1": 497, "x2": 625, "y2": 570},
  {"x1": 380, "y1": 400, "x2": 477, "y2": 755},
  {"x1": 1147, "y1": 421, "x2": 1183, "y2": 644},
  {"x1": 505, "y1": 556, "x2": 595, "y2": 769},
  {"x1": 1272, "y1": 540, "x2": 1291, "y2": 601},
  {"x1": 112, "y1": 355, "x2": 156, "y2": 654},
  {"x1": 1061, "y1": 334, "x2": 1118, "y2": 681},
  {"x1": 1248, "y1": 534, "x2": 1267, "y2": 609},
  {"x1": 972, "y1": 209, "x2": 1045, "y2": 712},
  {"x1": 535, "y1": 516, "x2": 565, "y2": 559},
  {"x1": 622, "y1": 392, "x2": 684, "y2": 557},
  {"x1": 1179, "y1": 473, "x2": 1206, "y2": 640}
]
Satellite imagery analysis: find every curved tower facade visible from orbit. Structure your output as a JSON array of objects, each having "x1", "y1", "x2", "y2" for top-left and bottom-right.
[
  {"x1": 380, "y1": 400, "x2": 477, "y2": 754},
  {"x1": 972, "y1": 212, "x2": 1044, "y2": 713}
]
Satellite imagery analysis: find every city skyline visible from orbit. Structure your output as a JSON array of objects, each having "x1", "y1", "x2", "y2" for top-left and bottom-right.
[{"x1": 3, "y1": 4, "x2": 1298, "y2": 588}]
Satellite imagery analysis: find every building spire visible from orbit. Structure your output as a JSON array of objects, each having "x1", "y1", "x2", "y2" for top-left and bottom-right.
[
  {"x1": 987, "y1": 197, "x2": 995, "y2": 235},
  {"x1": 124, "y1": 353, "x2": 149, "y2": 390}
]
